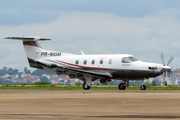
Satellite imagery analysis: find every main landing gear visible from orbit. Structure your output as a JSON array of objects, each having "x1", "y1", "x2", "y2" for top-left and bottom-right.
[
  {"x1": 118, "y1": 79, "x2": 147, "y2": 90},
  {"x1": 118, "y1": 83, "x2": 126, "y2": 90},
  {"x1": 118, "y1": 80, "x2": 129, "y2": 90},
  {"x1": 140, "y1": 78, "x2": 146, "y2": 90},
  {"x1": 83, "y1": 82, "x2": 90, "y2": 90}
]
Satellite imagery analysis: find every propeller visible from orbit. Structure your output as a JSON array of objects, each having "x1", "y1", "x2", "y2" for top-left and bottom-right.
[
  {"x1": 167, "y1": 55, "x2": 174, "y2": 66},
  {"x1": 160, "y1": 52, "x2": 174, "y2": 86},
  {"x1": 160, "y1": 52, "x2": 165, "y2": 66},
  {"x1": 160, "y1": 52, "x2": 174, "y2": 67}
]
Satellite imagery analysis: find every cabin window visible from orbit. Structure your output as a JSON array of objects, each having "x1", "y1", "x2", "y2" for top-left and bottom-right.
[
  {"x1": 92, "y1": 59, "x2": 95, "y2": 65},
  {"x1": 109, "y1": 59, "x2": 112, "y2": 64},
  {"x1": 122, "y1": 57, "x2": 131, "y2": 63},
  {"x1": 75, "y1": 60, "x2": 79, "y2": 65},
  {"x1": 84, "y1": 60, "x2": 87, "y2": 65},
  {"x1": 100, "y1": 59, "x2": 103, "y2": 64}
]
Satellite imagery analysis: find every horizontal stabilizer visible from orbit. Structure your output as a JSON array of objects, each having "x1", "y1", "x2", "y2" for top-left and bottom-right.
[{"x1": 4, "y1": 36, "x2": 51, "y2": 41}]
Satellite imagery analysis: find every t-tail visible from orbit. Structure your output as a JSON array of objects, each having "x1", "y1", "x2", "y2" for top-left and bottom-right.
[{"x1": 4, "y1": 36, "x2": 61, "y2": 69}]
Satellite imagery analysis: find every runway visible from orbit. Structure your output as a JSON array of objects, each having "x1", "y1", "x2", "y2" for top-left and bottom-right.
[{"x1": 0, "y1": 90, "x2": 180, "y2": 120}]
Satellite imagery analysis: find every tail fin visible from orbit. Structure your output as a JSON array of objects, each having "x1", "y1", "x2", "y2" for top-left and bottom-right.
[{"x1": 4, "y1": 36, "x2": 57, "y2": 69}]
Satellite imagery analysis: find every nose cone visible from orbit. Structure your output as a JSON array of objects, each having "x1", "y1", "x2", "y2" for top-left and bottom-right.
[
  {"x1": 161, "y1": 65, "x2": 171, "y2": 72},
  {"x1": 163, "y1": 66, "x2": 171, "y2": 70}
]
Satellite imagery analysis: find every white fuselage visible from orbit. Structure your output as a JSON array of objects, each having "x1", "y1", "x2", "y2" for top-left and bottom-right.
[{"x1": 37, "y1": 53, "x2": 164, "y2": 80}]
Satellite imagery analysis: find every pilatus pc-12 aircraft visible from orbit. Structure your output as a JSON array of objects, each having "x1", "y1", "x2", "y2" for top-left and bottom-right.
[{"x1": 4, "y1": 36, "x2": 173, "y2": 90}]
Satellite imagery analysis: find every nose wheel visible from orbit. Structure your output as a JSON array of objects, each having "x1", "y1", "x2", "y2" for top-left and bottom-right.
[
  {"x1": 140, "y1": 85, "x2": 146, "y2": 90},
  {"x1": 83, "y1": 82, "x2": 90, "y2": 90}
]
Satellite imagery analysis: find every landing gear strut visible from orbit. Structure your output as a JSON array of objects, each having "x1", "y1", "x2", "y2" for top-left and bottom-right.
[
  {"x1": 140, "y1": 78, "x2": 146, "y2": 90},
  {"x1": 118, "y1": 80, "x2": 129, "y2": 90},
  {"x1": 140, "y1": 84, "x2": 146, "y2": 90}
]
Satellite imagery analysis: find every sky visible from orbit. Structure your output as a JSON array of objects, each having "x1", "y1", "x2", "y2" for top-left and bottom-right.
[{"x1": 1, "y1": 0, "x2": 180, "y2": 70}]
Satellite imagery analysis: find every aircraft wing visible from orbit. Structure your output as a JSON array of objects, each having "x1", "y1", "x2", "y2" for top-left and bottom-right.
[
  {"x1": 56, "y1": 66, "x2": 112, "y2": 78},
  {"x1": 36, "y1": 60, "x2": 112, "y2": 79}
]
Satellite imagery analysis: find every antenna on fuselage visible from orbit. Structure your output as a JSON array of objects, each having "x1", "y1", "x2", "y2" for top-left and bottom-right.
[{"x1": 81, "y1": 51, "x2": 85, "y2": 55}]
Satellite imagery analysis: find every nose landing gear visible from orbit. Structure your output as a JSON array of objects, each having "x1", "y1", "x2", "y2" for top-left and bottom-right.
[
  {"x1": 140, "y1": 78, "x2": 146, "y2": 90},
  {"x1": 83, "y1": 82, "x2": 90, "y2": 90},
  {"x1": 140, "y1": 84, "x2": 146, "y2": 90}
]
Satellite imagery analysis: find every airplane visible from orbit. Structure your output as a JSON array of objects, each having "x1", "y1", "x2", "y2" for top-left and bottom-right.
[{"x1": 4, "y1": 36, "x2": 173, "y2": 90}]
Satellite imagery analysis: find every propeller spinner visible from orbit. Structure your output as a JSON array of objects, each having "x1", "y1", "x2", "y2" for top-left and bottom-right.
[{"x1": 160, "y1": 52, "x2": 174, "y2": 85}]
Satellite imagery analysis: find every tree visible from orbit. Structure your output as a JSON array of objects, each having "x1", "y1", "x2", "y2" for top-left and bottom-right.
[
  {"x1": 0, "y1": 70, "x2": 3, "y2": 76},
  {"x1": 40, "y1": 76, "x2": 49, "y2": 82},
  {"x1": 32, "y1": 69, "x2": 44, "y2": 76},
  {"x1": 66, "y1": 80, "x2": 71, "y2": 84},
  {"x1": 152, "y1": 81, "x2": 156, "y2": 86},
  {"x1": 13, "y1": 68, "x2": 19, "y2": 74},
  {"x1": 2, "y1": 67, "x2": 7, "y2": 71},
  {"x1": 60, "y1": 80, "x2": 65, "y2": 83},
  {"x1": 1, "y1": 66, "x2": 7, "y2": 75},
  {"x1": 165, "y1": 81, "x2": 168, "y2": 86},
  {"x1": 24, "y1": 67, "x2": 31, "y2": 74},
  {"x1": 7, "y1": 67, "x2": 14, "y2": 75}
]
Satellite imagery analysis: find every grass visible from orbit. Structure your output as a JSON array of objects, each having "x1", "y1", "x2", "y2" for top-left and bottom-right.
[{"x1": 0, "y1": 84, "x2": 180, "y2": 90}]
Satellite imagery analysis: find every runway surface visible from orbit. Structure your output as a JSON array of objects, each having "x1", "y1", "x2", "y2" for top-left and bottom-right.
[{"x1": 0, "y1": 90, "x2": 180, "y2": 120}]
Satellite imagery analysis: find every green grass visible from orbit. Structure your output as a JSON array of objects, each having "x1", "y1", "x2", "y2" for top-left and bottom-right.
[{"x1": 0, "y1": 85, "x2": 180, "y2": 90}]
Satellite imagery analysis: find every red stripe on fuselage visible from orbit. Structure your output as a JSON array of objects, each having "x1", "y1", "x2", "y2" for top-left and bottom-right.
[{"x1": 56, "y1": 60, "x2": 127, "y2": 71}]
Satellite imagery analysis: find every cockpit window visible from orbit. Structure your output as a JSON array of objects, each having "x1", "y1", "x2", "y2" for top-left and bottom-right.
[
  {"x1": 122, "y1": 57, "x2": 131, "y2": 63},
  {"x1": 128, "y1": 57, "x2": 139, "y2": 62}
]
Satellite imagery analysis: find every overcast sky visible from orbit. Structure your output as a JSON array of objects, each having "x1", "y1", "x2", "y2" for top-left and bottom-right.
[{"x1": 1, "y1": 0, "x2": 180, "y2": 70}]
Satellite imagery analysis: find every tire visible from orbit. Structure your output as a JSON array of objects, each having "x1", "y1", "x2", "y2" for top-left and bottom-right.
[
  {"x1": 122, "y1": 83, "x2": 126, "y2": 90},
  {"x1": 83, "y1": 82, "x2": 90, "y2": 90},
  {"x1": 140, "y1": 85, "x2": 146, "y2": 90},
  {"x1": 118, "y1": 83, "x2": 126, "y2": 90}
]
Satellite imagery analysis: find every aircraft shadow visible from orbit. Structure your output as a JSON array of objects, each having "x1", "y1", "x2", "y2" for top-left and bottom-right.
[
  {"x1": 0, "y1": 114, "x2": 62, "y2": 117},
  {"x1": 88, "y1": 115, "x2": 180, "y2": 119},
  {"x1": 1, "y1": 114, "x2": 180, "y2": 119}
]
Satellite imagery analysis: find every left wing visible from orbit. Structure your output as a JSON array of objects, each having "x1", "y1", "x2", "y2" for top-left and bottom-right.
[{"x1": 36, "y1": 60, "x2": 112, "y2": 79}]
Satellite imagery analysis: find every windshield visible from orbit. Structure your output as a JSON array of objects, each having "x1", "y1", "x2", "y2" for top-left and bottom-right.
[{"x1": 128, "y1": 57, "x2": 139, "y2": 62}]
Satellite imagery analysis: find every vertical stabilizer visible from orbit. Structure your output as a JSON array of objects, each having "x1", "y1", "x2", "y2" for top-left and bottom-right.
[{"x1": 4, "y1": 36, "x2": 56, "y2": 69}]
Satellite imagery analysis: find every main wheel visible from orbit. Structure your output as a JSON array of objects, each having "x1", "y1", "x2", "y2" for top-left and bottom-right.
[
  {"x1": 118, "y1": 83, "x2": 126, "y2": 90},
  {"x1": 140, "y1": 85, "x2": 146, "y2": 90},
  {"x1": 122, "y1": 83, "x2": 126, "y2": 90},
  {"x1": 83, "y1": 82, "x2": 90, "y2": 90}
]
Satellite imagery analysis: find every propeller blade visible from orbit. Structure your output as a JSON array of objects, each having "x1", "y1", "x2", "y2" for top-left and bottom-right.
[
  {"x1": 162, "y1": 72, "x2": 165, "y2": 86},
  {"x1": 164, "y1": 72, "x2": 166, "y2": 78},
  {"x1": 167, "y1": 55, "x2": 174, "y2": 66},
  {"x1": 160, "y1": 52, "x2": 165, "y2": 66}
]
